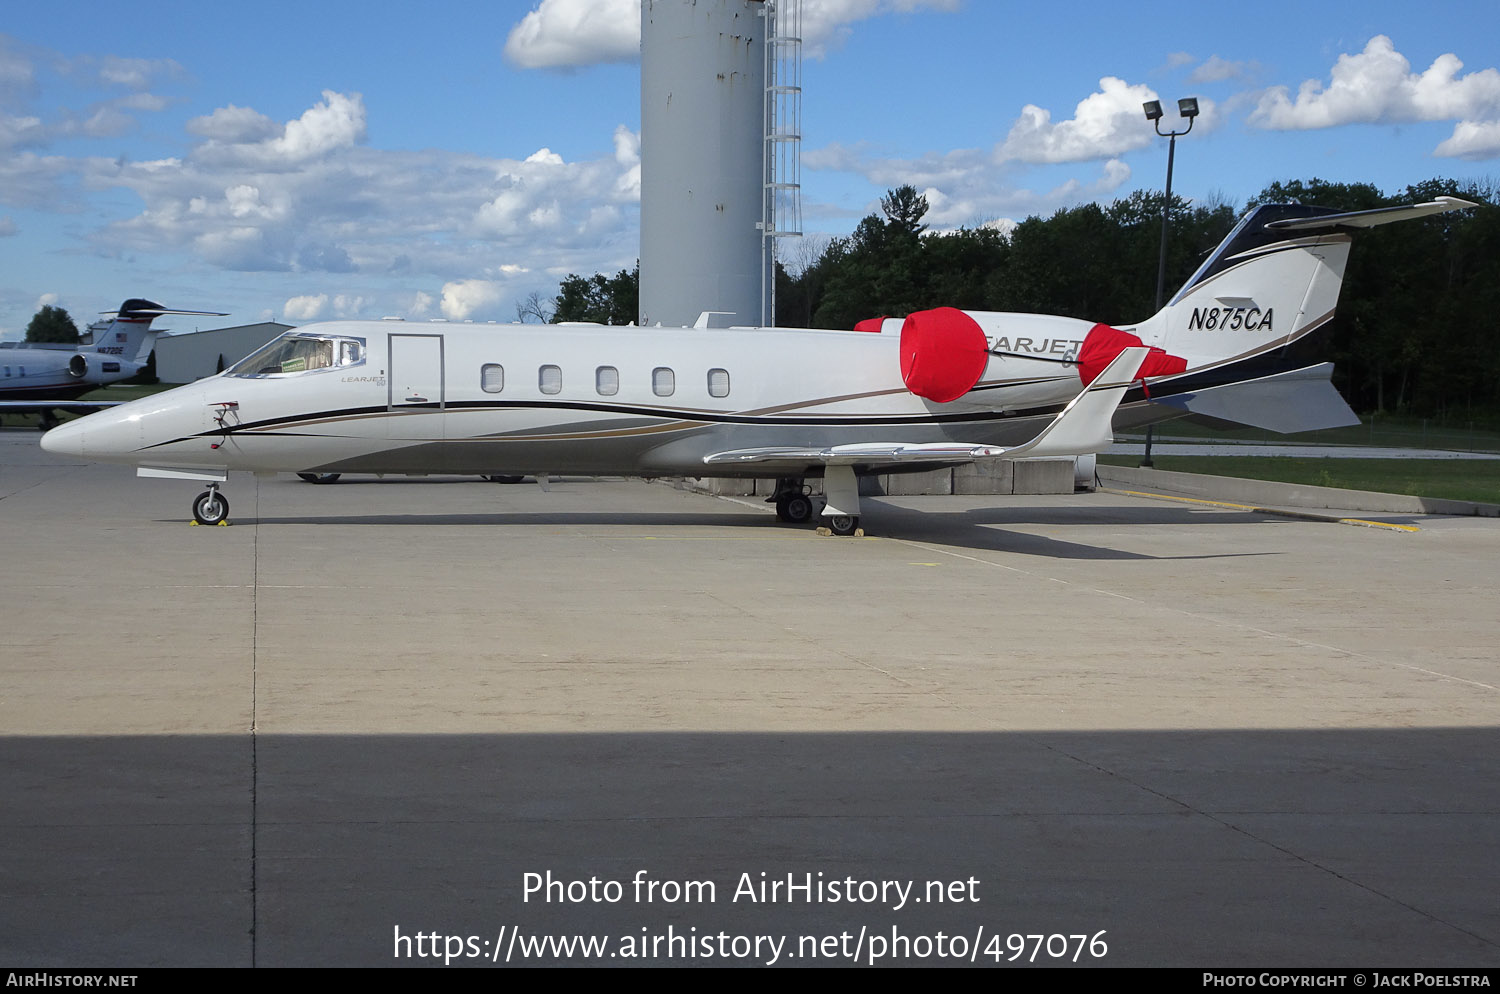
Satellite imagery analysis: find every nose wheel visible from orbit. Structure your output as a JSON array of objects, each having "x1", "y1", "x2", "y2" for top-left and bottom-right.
[{"x1": 192, "y1": 485, "x2": 230, "y2": 526}]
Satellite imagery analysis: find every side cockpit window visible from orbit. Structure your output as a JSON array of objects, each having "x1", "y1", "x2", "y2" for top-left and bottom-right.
[{"x1": 227, "y1": 334, "x2": 366, "y2": 377}]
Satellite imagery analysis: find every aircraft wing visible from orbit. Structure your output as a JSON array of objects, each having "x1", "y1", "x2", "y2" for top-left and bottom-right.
[
  {"x1": 0, "y1": 400, "x2": 127, "y2": 411},
  {"x1": 704, "y1": 347, "x2": 1148, "y2": 471}
]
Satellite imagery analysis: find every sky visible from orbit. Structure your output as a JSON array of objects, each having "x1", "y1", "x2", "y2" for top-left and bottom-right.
[{"x1": 2, "y1": 0, "x2": 1498, "y2": 340}]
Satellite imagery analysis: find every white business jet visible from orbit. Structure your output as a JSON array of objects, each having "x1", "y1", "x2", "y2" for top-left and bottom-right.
[
  {"x1": 1, "y1": 299, "x2": 226, "y2": 428},
  {"x1": 40, "y1": 198, "x2": 1472, "y2": 533}
]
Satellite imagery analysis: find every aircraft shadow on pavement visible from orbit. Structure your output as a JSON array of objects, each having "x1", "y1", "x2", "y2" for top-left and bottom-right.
[
  {"x1": 845, "y1": 500, "x2": 1288, "y2": 561},
  {"x1": 192, "y1": 498, "x2": 1294, "y2": 561},
  {"x1": 4, "y1": 727, "x2": 1497, "y2": 967}
]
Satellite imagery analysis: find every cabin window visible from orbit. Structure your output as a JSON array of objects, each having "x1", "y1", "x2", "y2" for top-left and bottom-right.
[
  {"x1": 227, "y1": 333, "x2": 366, "y2": 377},
  {"x1": 539, "y1": 364, "x2": 562, "y2": 395},
  {"x1": 707, "y1": 368, "x2": 730, "y2": 398},
  {"x1": 596, "y1": 366, "x2": 619, "y2": 396},
  {"x1": 3, "y1": 367, "x2": 9, "y2": 377},
  {"x1": 481, "y1": 364, "x2": 504, "y2": 393},
  {"x1": 652, "y1": 367, "x2": 675, "y2": 397}
]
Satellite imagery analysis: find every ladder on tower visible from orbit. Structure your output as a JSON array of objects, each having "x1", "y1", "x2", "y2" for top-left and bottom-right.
[{"x1": 760, "y1": 0, "x2": 803, "y2": 327}]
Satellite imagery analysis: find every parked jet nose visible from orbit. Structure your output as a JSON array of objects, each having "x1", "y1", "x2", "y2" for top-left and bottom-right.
[
  {"x1": 40, "y1": 408, "x2": 141, "y2": 462},
  {"x1": 39, "y1": 417, "x2": 86, "y2": 457}
]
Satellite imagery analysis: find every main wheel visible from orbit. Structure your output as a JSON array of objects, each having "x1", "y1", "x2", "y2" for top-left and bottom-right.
[
  {"x1": 193, "y1": 490, "x2": 230, "y2": 526},
  {"x1": 777, "y1": 493, "x2": 814, "y2": 524},
  {"x1": 826, "y1": 513, "x2": 859, "y2": 536},
  {"x1": 484, "y1": 475, "x2": 525, "y2": 484},
  {"x1": 297, "y1": 473, "x2": 342, "y2": 484}
]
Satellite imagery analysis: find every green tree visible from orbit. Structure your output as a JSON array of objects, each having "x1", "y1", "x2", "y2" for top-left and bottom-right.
[
  {"x1": 25, "y1": 304, "x2": 80, "y2": 344},
  {"x1": 880, "y1": 184, "x2": 929, "y2": 237},
  {"x1": 552, "y1": 264, "x2": 639, "y2": 325}
]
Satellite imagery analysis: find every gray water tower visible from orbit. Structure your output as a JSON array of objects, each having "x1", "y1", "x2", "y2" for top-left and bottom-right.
[{"x1": 640, "y1": 0, "x2": 796, "y2": 328}]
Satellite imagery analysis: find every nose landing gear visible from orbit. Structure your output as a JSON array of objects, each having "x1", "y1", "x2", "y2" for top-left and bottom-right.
[{"x1": 192, "y1": 484, "x2": 231, "y2": 526}]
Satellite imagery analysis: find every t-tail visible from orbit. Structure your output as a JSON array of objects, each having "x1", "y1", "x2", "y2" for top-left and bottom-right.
[
  {"x1": 1108, "y1": 196, "x2": 1477, "y2": 432},
  {"x1": 891, "y1": 197, "x2": 1473, "y2": 434},
  {"x1": 1136, "y1": 197, "x2": 1474, "y2": 376},
  {"x1": 86, "y1": 299, "x2": 228, "y2": 368}
]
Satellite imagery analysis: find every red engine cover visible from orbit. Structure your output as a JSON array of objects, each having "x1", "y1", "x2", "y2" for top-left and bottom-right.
[
  {"x1": 1076, "y1": 323, "x2": 1187, "y2": 385},
  {"x1": 899, "y1": 307, "x2": 990, "y2": 403}
]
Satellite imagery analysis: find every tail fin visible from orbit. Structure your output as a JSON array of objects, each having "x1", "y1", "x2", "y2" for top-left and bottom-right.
[
  {"x1": 88, "y1": 299, "x2": 227, "y2": 364},
  {"x1": 1133, "y1": 196, "x2": 1475, "y2": 371}
]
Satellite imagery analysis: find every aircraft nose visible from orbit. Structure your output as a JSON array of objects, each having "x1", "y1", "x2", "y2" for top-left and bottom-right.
[{"x1": 40, "y1": 418, "x2": 86, "y2": 458}]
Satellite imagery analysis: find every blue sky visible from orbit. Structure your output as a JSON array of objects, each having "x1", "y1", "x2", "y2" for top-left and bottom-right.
[{"x1": 2, "y1": 0, "x2": 1497, "y2": 339}]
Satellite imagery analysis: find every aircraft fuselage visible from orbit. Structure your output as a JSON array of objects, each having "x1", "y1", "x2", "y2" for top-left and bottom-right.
[{"x1": 43, "y1": 319, "x2": 1096, "y2": 481}]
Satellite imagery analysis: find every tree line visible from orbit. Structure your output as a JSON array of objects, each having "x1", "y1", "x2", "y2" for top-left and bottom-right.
[{"x1": 549, "y1": 177, "x2": 1498, "y2": 421}]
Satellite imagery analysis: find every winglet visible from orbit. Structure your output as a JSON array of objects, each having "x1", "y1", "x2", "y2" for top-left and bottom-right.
[{"x1": 1002, "y1": 346, "x2": 1148, "y2": 459}]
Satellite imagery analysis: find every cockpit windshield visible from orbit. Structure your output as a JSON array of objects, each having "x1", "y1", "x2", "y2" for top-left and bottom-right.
[{"x1": 227, "y1": 334, "x2": 366, "y2": 377}]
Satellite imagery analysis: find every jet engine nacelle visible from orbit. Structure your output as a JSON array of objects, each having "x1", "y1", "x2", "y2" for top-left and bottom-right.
[
  {"x1": 898, "y1": 307, "x2": 1186, "y2": 403},
  {"x1": 66, "y1": 353, "x2": 128, "y2": 381}
]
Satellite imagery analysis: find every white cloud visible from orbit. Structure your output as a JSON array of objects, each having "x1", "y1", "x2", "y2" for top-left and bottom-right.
[
  {"x1": 612, "y1": 125, "x2": 641, "y2": 198},
  {"x1": 281, "y1": 293, "x2": 365, "y2": 321},
  {"x1": 998, "y1": 77, "x2": 1196, "y2": 164},
  {"x1": 0, "y1": 40, "x2": 36, "y2": 93},
  {"x1": 408, "y1": 291, "x2": 434, "y2": 318},
  {"x1": 36, "y1": 292, "x2": 59, "y2": 309},
  {"x1": 0, "y1": 113, "x2": 44, "y2": 149},
  {"x1": 503, "y1": 0, "x2": 960, "y2": 69},
  {"x1": 0, "y1": 215, "x2": 15, "y2": 236},
  {"x1": 440, "y1": 279, "x2": 505, "y2": 321},
  {"x1": 83, "y1": 89, "x2": 618, "y2": 279},
  {"x1": 1435, "y1": 119, "x2": 1500, "y2": 159},
  {"x1": 806, "y1": 140, "x2": 990, "y2": 195},
  {"x1": 804, "y1": 134, "x2": 1134, "y2": 230},
  {"x1": 1250, "y1": 36, "x2": 1500, "y2": 131},
  {"x1": 186, "y1": 105, "x2": 280, "y2": 142},
  {"x1": 194, "y1": 226, "x2": 290, "y2": 271},
  {"x1": 283, "y1": 294, "x2": 328, "y2": 321},
  {"x1": 269, "y1": 90, "x2": 367, "y2": 162},
  {"x1": 1189, "y1": 55, "x2": 1261, "y2": 85},
  {"x1": 330, "y1": 294, "x2": 365, "y2": 318},
  {"x1": 504, "y1": 0, "x2": 640, "y2": 69},
  {"x1": 86, "y1": 54, "x2": 183, "y2": 91},
  {"x1": 612, "y1": 125, "x2": 639, "y2": 167},
  {"x1": 194, "y1": 91, "x2": 367, "y2": 169}
]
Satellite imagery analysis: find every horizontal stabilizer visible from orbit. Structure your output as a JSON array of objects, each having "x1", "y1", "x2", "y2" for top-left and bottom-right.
[
  {"x1": 1147, "y1": 363, "x2": 1359, "y2": 433},
  {"x1": 1264, "y1": 196, "x2": 1475, "y2": 232}
]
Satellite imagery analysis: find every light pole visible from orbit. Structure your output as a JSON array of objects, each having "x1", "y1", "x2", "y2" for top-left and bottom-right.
[{"x1": 1139, "y1": 96, "x2": 1198, "y2": 468}]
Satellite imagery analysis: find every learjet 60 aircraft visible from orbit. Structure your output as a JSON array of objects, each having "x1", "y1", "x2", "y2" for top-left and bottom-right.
[{"x1": 40, "y1": 197, "x2": 1473, "y2": 533}]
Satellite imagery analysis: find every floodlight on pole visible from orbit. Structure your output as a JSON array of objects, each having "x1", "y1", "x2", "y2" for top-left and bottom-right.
[{"x1": 1139, "y1": 96, "x2": 1198, "y2": 467}]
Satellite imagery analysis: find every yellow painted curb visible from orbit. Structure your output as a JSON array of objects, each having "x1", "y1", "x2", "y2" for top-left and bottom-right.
[{"x1": 1103, "y1": 488, "x2": 1420, "y2": 532}]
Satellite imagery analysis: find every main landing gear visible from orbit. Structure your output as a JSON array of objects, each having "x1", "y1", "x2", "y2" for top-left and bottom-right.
[
  {"x1": 296, "y1": 472, "x2": 342, "y2": 484},
  {"x1": 768, "y1": 472, "x2": 863, "y2": 536},
  {"x1": 818, "y1": 466, "x2": 862, "y2": 537},
  {"x1": 192, "y1": 484, "x2": 230, "y2": 526},
  {"x1": 770, "y1": 478, "x2": 815, "y2": 524}
]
